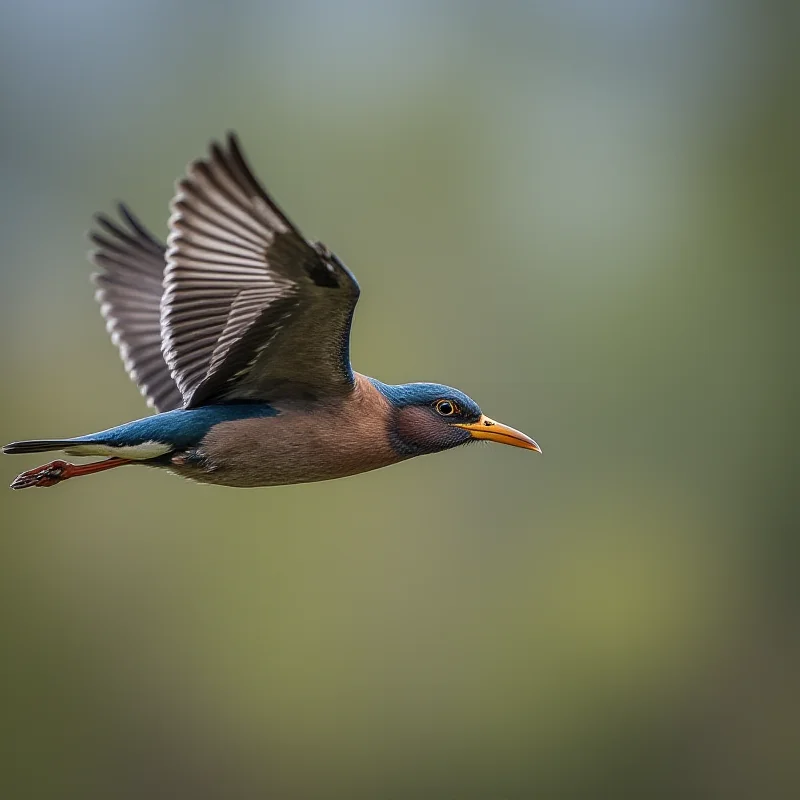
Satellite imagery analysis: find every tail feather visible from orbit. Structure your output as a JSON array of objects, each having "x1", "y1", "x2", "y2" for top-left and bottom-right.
[{"x1": 3, "y1": 439, "x2": 77, "y2": 455}]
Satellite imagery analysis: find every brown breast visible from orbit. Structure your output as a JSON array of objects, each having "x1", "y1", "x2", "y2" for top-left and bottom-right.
[{"x1": 182, "y1": 374, "x2": 402, "y2": 487}]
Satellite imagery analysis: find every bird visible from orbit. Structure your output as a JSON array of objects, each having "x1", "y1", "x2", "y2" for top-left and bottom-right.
[{"x1": 4, "y1": 133, "x2": 540, "y2": 490}]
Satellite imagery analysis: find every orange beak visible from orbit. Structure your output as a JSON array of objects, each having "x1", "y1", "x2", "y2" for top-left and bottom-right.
[{"x1": 454, "y1": 415, "x2": 541, "y2": 452}]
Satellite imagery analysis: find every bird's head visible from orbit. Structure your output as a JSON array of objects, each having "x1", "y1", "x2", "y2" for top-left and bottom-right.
[{"x1": 370, "y1": 380, "x2": 541, "y2": 457}]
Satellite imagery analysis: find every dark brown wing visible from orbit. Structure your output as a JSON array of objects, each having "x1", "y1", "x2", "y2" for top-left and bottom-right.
[
  {"x1": 90, "y1": 205, "x2": 183, "y2": 412},
  {"x1": 161, "y1": 133, "x2": 360, "y2": 408}
]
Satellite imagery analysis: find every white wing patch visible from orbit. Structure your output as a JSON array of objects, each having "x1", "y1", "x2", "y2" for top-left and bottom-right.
[{"x1": 64, "y1": 440, "x2": 173, "y2": 460}]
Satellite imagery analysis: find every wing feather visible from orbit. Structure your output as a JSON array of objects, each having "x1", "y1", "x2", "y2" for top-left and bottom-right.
[
  {"x1": 162, "y1": 133, "x2": 360, "y2": 407},
  {"x1": 89, "y1": 205, "x2": 183, "y2": 412}
]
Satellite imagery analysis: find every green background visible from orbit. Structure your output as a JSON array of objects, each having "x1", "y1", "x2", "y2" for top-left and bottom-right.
[{"x1": 1, "y1": 2, "x2": 796, "y2": 798}]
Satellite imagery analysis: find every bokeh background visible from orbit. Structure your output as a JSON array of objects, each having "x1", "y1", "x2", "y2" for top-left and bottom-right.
[{"x1": 1, "y1": 2, "x2": 797, "y2": 798}]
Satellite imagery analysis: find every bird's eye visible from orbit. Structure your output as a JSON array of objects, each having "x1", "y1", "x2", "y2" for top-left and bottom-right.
[{"x1": 435, "y1": 400, "x2": 457, "y2": 416}]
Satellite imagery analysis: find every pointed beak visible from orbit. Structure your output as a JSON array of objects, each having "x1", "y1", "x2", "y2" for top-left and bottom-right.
[{"x1": 454, "y1": 415, "x2": 541, "y2": 452}]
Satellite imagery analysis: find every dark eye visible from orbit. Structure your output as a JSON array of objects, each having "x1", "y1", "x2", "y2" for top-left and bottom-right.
[{"x1": 435, "y1": 399, "x2": 457, "y2": 416}]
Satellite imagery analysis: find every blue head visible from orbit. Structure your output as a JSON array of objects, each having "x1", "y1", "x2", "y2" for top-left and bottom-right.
[{"x1": 369, "y1": 379, "x2": 540, "y2": 457}]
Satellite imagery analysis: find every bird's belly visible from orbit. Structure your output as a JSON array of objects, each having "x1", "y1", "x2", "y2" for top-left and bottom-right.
[{"x1": 172, "y1": 412, "x2": 399, "y2": 488}]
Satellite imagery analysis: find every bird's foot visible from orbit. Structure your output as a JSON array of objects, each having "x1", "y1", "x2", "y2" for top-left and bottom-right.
[
  {"x1": 11, "y1": 460, "x2": 71, "y2": 489},
  {"x1": 10, "y1": 457, "x2": 129, "y2": 489}
]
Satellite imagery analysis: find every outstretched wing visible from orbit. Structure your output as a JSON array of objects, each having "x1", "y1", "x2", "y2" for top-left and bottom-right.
[
  {"x1": 90, "y1": 205, "x2": 184, "y2": 412},
  {"x1": 161, "y1": 133, "x2": 361, "y2": 408}
]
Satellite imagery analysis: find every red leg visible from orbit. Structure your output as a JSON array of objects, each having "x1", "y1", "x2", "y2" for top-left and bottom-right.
[{"x1": 10, "y1": 457, "x2": 130, "y2": 489}]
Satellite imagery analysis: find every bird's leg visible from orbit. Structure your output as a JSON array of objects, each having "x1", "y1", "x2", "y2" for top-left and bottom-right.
[{"x1": 10, "y1": 457, "x2": 130, "y2": 489}]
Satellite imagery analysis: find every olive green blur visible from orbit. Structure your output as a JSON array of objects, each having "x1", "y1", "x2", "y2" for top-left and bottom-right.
[{"x1": 0, "y1": 2, "x2": 796, "y2": 798}]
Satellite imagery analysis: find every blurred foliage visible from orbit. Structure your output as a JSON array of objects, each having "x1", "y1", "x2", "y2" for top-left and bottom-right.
[{"x1": 0, "y1": 2, "x2": 797, "y2": 798}]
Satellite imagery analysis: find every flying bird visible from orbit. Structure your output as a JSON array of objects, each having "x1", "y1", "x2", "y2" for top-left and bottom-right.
[{"x1": 5, "y1": 134, "x2": 540, "y2": 489}]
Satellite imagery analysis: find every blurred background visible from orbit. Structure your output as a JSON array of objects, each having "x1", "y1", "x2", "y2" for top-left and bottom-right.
[{"x1": 1, "y1": 1, "x2": 797, "y2": 798}]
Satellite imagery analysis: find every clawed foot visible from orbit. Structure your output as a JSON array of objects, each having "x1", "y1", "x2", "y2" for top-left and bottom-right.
[
  {"x1": 10, "y1": 456, "x2": 130, "y2": 489},
  {"x1": 10, "y1": 460, "x2": 71, "y2": 489}
]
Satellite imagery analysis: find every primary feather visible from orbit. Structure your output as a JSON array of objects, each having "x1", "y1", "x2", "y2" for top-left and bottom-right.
[{"x1": 90, "y1": 205, "x2": 183, "y2": 412}]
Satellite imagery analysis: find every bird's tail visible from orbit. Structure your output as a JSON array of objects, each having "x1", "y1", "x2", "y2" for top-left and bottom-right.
[{"x1": 3, "y1": 439, "x2": 77, "y2": 455}]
